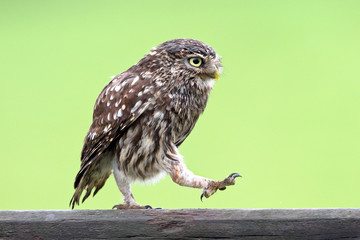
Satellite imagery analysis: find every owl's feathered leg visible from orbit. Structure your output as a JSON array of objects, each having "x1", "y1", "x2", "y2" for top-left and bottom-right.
[
  {"x1": 168, "y1": 162, "x2": 241, "y2": 200},
  {"x1": 112, "y1": 161, "x2": 152, "y2": 209},
  {"x1": 164, "y1": 145, "x2": 240, "y2": 201}
]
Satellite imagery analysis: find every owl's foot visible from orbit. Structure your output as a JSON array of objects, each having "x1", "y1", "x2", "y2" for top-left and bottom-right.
[
  {"x1": 112, "y1": 204, "x2": 153, "y2": 210},
  {"x1": 201, "y1": 173, "x2": 241, "y2": 201}
]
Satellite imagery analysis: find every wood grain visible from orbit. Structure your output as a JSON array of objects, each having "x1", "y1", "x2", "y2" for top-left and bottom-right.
[{"x1": 0, "y1": 209, "x2": 359, "y2": 239}]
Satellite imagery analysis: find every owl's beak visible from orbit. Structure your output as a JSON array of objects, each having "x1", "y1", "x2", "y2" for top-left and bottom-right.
[
  {"x1": 202, "y1": 68, "x2": 220, "y2": 81},
  {"x1": 212, "y1": 69, "x2": 219, "y2": 80}
]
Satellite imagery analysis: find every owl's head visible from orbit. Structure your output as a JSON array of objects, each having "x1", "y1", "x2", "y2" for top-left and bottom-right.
[{"x1": 136, "y1": 39, "x2": 222, "y2": 84}]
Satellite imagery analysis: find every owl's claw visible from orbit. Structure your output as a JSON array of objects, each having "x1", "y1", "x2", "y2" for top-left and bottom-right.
[
  {"x1": 228, "y1": 173, "x2": 242, "y2": 179},
  {"x1": 200, "y1": 172, "x2": 242, "y2": 201},
  {"x1": 200, "y1": 192, "x2": 205, "y2": 202}
]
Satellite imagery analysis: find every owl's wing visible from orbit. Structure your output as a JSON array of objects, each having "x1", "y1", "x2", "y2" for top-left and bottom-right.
[
  {"x1": 174, "y1": 122, "x2": 198, "y2": 147},
  {"x1": 73, "y1": 72, "x2": 153, "y2": 195}
]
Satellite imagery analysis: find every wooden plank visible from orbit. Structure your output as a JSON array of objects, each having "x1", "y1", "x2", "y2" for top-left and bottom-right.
[{"x1": 0, "y1": 209, "x2": 359, "y2": 239}]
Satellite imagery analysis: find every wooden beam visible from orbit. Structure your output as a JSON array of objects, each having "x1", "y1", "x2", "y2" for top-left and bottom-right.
[{"x1": 0, "y1": 209, "x2": 359, "y2": 239}]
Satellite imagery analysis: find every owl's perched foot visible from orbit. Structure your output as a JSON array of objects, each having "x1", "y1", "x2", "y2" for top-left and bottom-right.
[
  {"x1": 201, "y1": 173, "x2": 241, "y2": 201},
  {"x1": 112, "y1": 204, "x2": 153, "y2": 210}
]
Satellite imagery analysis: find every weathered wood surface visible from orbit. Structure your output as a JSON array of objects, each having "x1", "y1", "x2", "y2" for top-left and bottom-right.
[{"x1": 0, "y1": 209, "x2": 359, "y2": 239}]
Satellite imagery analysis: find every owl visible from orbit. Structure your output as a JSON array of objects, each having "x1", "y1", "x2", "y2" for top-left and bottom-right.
[{"x1": 70, "y1": 39, "x2": 240, "y2": 209}]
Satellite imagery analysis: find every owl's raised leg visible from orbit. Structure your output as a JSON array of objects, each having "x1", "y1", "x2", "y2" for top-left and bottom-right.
[
  {"x1": 167, "y1": 160, "x2": 241, "y2": 201},
  {"x1": 112, "y1": 163, "x2": 152, "y2": 209}
]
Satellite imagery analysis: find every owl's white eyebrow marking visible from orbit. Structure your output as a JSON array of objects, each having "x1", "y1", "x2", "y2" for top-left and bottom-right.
[
  {"x1": 117, "y1": 109, "x2": 123, "y2": 117},
  {"x1": 131, "y1": 100, "x2": 142, "y2": 113},
  {"x1": 131, "y1": 76, "x2": 139, "y2": 86},
  {"x1": 107, "y1": 113, "x2": 111, "y2": 121},
  {"x1": 115, "y1": 85, "x2": 121, "y2": 92}
]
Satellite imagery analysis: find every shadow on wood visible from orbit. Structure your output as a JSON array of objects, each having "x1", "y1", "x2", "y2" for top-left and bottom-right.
[{"x1": 0, "y1": 209, "x2": 360, "y2": 239}]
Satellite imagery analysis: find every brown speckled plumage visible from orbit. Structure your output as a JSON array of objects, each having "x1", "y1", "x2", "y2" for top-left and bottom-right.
[{"x1": 70, "y1": 39, "x2": 240, "y2": 209}]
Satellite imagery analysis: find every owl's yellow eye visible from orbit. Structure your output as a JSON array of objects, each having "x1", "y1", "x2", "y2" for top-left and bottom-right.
[{"x1": 189, "y1": 57, "x2": 203, "y2": 67}]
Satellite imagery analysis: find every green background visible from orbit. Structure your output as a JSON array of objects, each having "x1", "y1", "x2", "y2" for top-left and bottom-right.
[{"x1": 1, "y1": 0, "x2": 359, "y2": 210}]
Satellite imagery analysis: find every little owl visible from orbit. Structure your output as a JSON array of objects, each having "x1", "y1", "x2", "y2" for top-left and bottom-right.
[{"x1": 70, "y1": 39, "x2": 240, "y2": 209}]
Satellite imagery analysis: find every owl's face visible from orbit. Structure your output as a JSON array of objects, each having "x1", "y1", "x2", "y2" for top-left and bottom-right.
[
  {"x1": 178, "y1": 50, "x2": 222, "y2": 82},
  {"x1": 163, "y1": 39, "x2": 221, "y2": 81},
  {"x1": 135, "y1": 39, "x2": 222, "y2": 85}
]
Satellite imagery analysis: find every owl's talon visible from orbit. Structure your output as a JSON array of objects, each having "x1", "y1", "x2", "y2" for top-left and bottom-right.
[
  {"x1": 200, "y1": 191, "x2": 206, "y2": 202},
  {"x1": 112, "y1": 204, "x2": 126, "y2": 209},
  {"x1": 223, "y1": 172, "x2": 242, "y2": 186},
  {"x1": 144, "y1": 205, "x2": 152, "y2": 209},
  {"x1": 201, "y1": 172, "x2": 241, "y2": 201},
  {"x1": 200, "y1": 188, "x2": 215, "y2": 201},
  {"x1": 228, "y1": 173, "x2": 242, "y2": 179}
]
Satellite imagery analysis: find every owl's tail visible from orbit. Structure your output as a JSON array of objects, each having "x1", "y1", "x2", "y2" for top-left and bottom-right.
[{"x1": 69, "y1": 153, "x2": 114, "y2": 209}]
